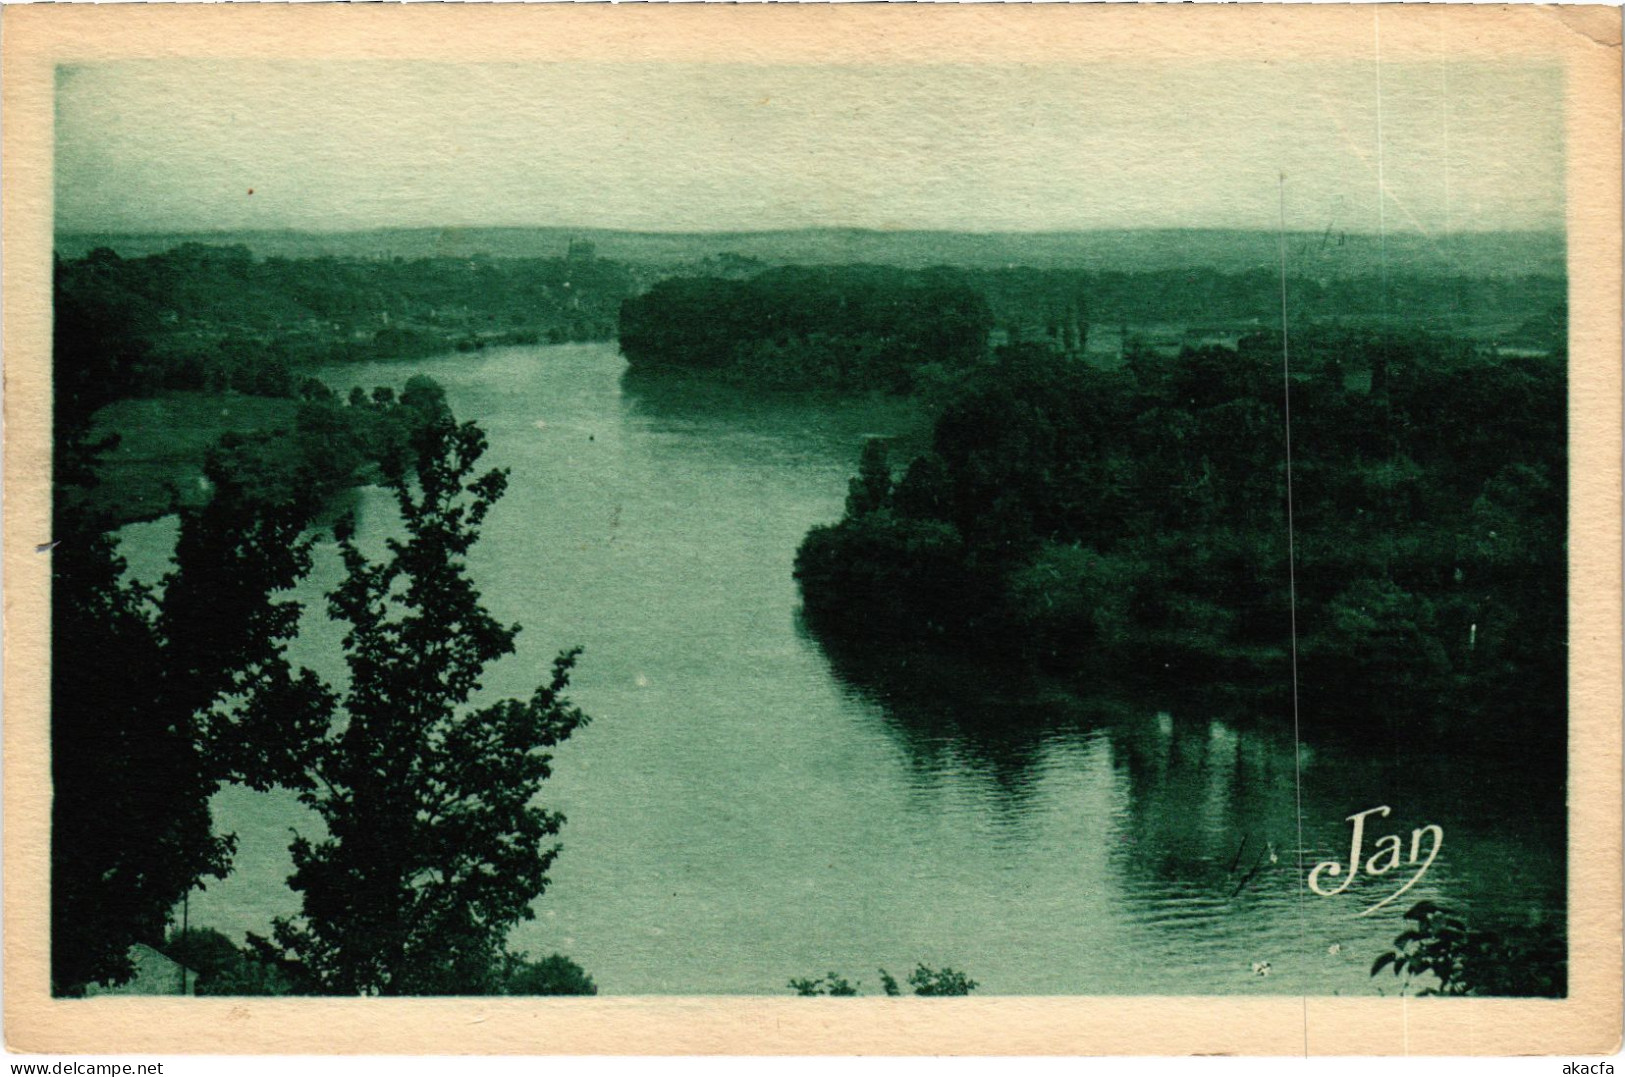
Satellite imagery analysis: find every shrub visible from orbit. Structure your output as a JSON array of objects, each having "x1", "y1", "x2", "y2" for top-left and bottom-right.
[{"x1": 1371, "y1": 901, "x2": 1565, "y2": 997}]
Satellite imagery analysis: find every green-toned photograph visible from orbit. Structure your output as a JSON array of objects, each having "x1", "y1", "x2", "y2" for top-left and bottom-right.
[{"x1": 50, "y1": 56, "x2": 1566, "y2": 1002}]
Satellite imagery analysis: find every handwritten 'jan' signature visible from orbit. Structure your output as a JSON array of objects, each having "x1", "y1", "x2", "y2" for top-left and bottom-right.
[{"x1": 1308, "y1": 805, "x2": 1443, "y2": 917}]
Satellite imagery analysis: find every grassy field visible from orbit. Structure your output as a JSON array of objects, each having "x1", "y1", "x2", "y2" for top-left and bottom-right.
[{"x1": 86, "y1": 393, "x2": 299, "y2": 524}]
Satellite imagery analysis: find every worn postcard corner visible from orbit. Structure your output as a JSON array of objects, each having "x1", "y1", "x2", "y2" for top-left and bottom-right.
[{"x1": 3, "y1": 1, "x2": 1620, "y2": 1059}]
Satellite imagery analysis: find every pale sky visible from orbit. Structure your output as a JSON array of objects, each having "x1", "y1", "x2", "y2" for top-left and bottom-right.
[{"x1": 55, "y1": 60, "x2": 1564, "y2": 235}]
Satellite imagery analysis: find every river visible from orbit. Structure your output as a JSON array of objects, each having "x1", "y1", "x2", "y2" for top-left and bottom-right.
[{"x1": 117, "y1": 342, "x2": 1565, "y2": 995}]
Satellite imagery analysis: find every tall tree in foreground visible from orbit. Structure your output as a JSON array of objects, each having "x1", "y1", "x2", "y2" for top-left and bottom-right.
[
  {"x1": 50, "y1": 281, "x2": 324, "y2": 995},
  {"x1": 52, "y1": 445, "x2": 324, "y2": 994},
  {"x1": 272, "y1": 381, "x2": 590, "y2": 995}
]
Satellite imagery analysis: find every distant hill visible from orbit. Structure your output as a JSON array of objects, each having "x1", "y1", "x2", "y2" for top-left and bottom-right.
[{"x1": 56, "y1": 226, "x2": 1564, "y2": 279}]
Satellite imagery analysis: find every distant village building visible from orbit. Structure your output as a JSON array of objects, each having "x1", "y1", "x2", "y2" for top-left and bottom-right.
[
  {"x1": 82, "y1": 943, "x2": 197, "y2": 997},
  {"x1": 566, "y1": 238, "x2": 597, "y2": 262}
]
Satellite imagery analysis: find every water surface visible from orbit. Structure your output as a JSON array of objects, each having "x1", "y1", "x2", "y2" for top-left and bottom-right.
[{"x1": 121, "y1": 342, "x2": 1564, "y2": 995}]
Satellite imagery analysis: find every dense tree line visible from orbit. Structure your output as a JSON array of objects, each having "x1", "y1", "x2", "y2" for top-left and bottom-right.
[
  {"x1": 966, "y1": 266, "x2": 1565, "y2": 353},
  {"x1": 618, "y1": 266, "x2": 994, "y2": 392},
  {"x1": 54, "y1": 244, "x2": 639, "y2": 399},
  {"x1": 616, "y1": 261, "x2": 1561, "y2": 396},
  {"x1": 796, "y1": 335, "x2": 1565, "y2": 752},
  {"x1": 56, "y1": 259, "x2": 452, "y2": 525}
]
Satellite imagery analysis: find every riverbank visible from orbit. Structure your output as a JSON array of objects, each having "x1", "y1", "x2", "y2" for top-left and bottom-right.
[
  {"x1": 82, "y1": 378, "x2": 436, "y2": 526},
  {"x1": 85, "y1": 393, "x2": 300, "y2": 524}
]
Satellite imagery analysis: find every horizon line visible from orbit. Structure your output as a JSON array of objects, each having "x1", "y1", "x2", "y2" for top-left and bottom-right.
[{"x1": 55, "y1": 223, "x2": 1567, "y2": 240}]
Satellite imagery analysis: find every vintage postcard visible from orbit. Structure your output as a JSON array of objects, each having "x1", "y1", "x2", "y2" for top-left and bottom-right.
[{"x1": 3, "y1": 2, "x2": 1620, "y2": 1057}]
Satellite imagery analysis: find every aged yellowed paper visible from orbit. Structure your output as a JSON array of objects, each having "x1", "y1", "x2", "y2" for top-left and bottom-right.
[{"x1": 4, "y1": 2, "x2": 1620, "y2": 1056}]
